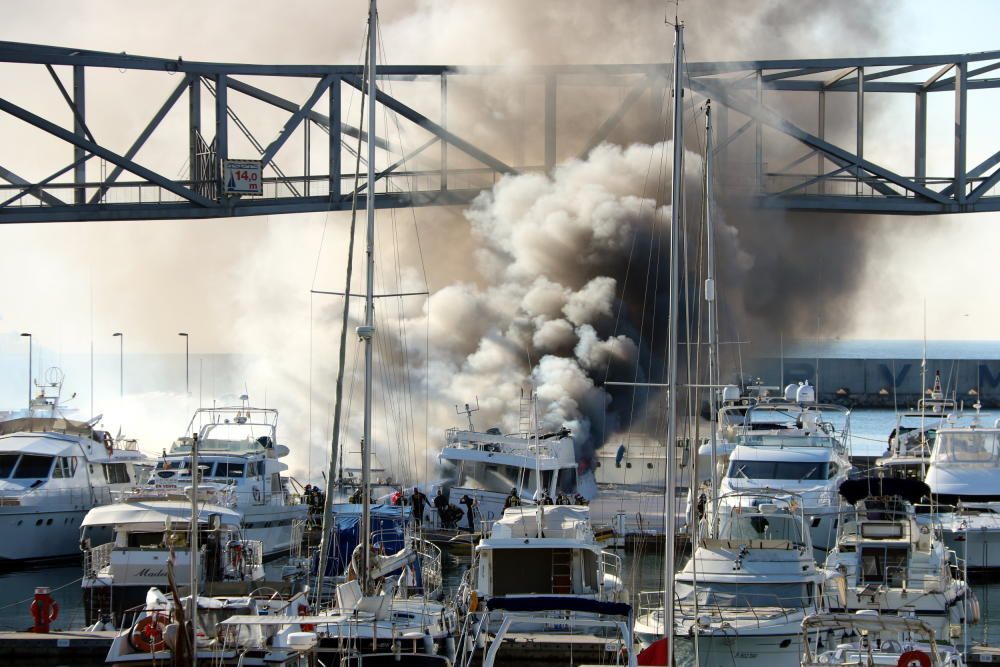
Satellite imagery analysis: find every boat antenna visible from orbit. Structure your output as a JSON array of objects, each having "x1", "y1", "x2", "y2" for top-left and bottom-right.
[
  {"x1": 663, "y1": 18, "x2": 684, "y2": 667},
  {"x1": 455, "y1": 398, "x2": 479, "y2": 431},
  {"x1": 314, "y1": 0, "x2": 374, "y2": 603}
]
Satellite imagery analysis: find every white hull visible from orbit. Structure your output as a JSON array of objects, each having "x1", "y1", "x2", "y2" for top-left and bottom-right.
[
  {"x1": 242, "y1": 504, "x2": 308, "y2": 557},
  {"x1": 942, "y1": 525, "x2": 1000, "y2": 570},
  {"x1": 0, "y1": 506, "x2": 95, "y2": 561},
  {"x1": 807, "y1": 509, "x2": 839, "y2": 561},
  {"x1": 674, "y1": 632, "x2": 806, "y2": 667}
]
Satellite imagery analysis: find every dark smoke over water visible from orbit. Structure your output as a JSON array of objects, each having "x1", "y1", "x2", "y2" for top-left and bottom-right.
[{"x1": 360, "y1": 0, "x2": 898, "y2": 469}]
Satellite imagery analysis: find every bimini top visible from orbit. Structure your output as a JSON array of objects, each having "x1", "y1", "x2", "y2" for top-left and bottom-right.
[
  {"x1": 839, "y1": 477, "x2": 930, "y2": 505},
  {"x1": 81, "y1": 499, "x2": 242, "y2": 529},
  {"x1": 489, "y1": 505, "x2": 593, "y2": 541}
]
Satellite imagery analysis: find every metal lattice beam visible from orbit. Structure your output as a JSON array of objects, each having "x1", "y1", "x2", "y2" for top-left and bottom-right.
[{"x1": 2, "y1": 41, "x2": 1000, "y2": 222}]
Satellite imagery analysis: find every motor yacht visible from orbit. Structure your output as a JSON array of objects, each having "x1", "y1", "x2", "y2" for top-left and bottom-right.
[
  {"x1": 81, "y1": 483, "x2": 265, "y2": 626},
  {"x1": 924, "y1": 418, "x2": 1000, "y2": 570},
  {"x1": 149, "y1": 398, "x2": 308, "y2": 557},
  {"x1": 0, "y1": 368, "x2": 149, "y2": 563},
  {"x1": 714, "y1": 382, "x2": 853, "y2": 561},
  {"x1": 822, "y1": 478, "x2": 977, "y2": 642},
  {"x1": 635, "y1": 493, "x2": 829, "y2": 667}
]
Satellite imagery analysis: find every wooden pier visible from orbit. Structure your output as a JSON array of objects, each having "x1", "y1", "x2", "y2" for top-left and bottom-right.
[{"x1": 0, "y1": 629, "x2": 116, "y2": 660}]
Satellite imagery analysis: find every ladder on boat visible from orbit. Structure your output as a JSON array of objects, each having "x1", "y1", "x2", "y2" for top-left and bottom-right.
[{"x1": 551, "y1": 549, "x2": 572, "y2": 594}]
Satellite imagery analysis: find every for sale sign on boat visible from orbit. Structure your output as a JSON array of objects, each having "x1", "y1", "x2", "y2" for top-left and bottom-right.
[{"x1": 222, "y1": 159, "x2": 263, "y2": 196}]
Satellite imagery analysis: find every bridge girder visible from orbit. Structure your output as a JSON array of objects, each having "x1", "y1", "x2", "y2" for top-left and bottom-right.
[{"x1": 1, "y1": 40, "x2": 999, "y2": 223}]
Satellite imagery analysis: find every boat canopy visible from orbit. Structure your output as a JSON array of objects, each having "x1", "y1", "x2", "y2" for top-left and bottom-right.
[
  {"x1": 839, "y1": 477, "x2": 930, "y2": 505},
  {"x1": 931, "y1": 429, "x2": 1000, "y2": 466},
  {"x1": 489, "y1": 505, "x2": 592, "y2": 540},
  {"x1": 0, "y1": 416, "x2": 93, "y2": 437},
  {"x1": 81, "y1": 499, "x2": 242, "y2": 528}
]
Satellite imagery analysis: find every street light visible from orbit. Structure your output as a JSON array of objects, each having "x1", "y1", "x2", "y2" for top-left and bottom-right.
[
  {"x1": 178, "y1": 333, "x2": 189, "y2": 394},
  {"x1": 19, "y1": 333, "x2": 31, "y2": 407},
  {"x1": 113, "y1": 332, "x2": 123, "y2": 398}
]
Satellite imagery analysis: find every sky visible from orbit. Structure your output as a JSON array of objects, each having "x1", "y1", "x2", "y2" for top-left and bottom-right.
[{"x1": 1, "y1": 0, "x2": 999, "y2": 480}]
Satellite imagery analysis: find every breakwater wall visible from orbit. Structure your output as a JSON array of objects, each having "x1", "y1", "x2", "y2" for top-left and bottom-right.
[{"x1": 743, "y1": 357, "x2": 1000, "y2": 407}]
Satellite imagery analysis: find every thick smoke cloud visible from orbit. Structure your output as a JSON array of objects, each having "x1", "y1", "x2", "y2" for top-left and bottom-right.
[{"x1": 0, "y1": 0, "x2": 898, "y2": 482}]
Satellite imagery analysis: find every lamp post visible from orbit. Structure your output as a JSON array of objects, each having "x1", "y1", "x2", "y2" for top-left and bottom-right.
[
  {"x1": 178, "y1": 333, "x2": 189, "y2": 394},
  {"x1": 113, "y1": 332, "x2": 123, "y2": 398},
  {"x1": 19, "y1": 333, "x2": 31, "y2": 407}
]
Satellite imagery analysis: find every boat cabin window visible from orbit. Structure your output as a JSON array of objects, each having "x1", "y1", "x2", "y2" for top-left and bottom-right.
[
  {"x1": 490, "y1": 548, "x2": 590, "y2": 595},
  {"x1": 933, "y1": 431, "x2": 1000, "y2": 465},
  {"x1": 11, "y1": 455, "x2": 54, "y2": 479},
  {"x1": 0, "y1": 454, "x2": 17, "y2": 478},
  {"x1": 102, "y1": 463, "x2": 130, "y2": 484},
  {"x1": 676, "y1": 580, "x2": 809, "y2": 608},
  {"x1": 728, "y1": 460, "x2": 828, "y2": 481},
  {"x1": 214, "y1": 462, "x2": 246, "y2": 478},
  {"x1": 51, "y1": 456, "x2": 78, "y2": 479},
  {"x1": 859, "y1": 546, "x2": 908, "y2": 586},
  {"x1": 127, "y1": 532, "x2": 165, "y2": 548},
  {"x1": 718, "y1": 513, "x2": 805, "y2": 544}
]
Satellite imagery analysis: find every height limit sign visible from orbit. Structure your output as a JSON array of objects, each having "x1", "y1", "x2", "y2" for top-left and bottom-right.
[{"x1": 222, "y1": 159, "x2": 263, "y2": 196}]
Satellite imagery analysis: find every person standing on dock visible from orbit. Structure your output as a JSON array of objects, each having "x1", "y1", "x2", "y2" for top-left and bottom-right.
[{"x1": 410, "y1": 487, "x2": 427, "y2": 526}]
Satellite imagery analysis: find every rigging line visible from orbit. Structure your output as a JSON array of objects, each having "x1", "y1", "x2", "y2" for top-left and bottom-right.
[
  {"x1": 390, "y1": 213, "x2": 421, "y2": 483},
  {"x1": 375, "y1": 25, "x2": 433, "y2": 484}
]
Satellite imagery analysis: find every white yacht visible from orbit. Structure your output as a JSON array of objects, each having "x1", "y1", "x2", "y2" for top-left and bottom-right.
[
  {"x1": 801, "y1": 612, "x2": 966, "y2": 667},
  {"x1": 924, "y1": 419, "x2": 1000, "y2": 570},
  {"x1": 635, "y1": 493, "x2": 828, "y2": 667},
  {"x1": 149, "y1": 399, "x2": 308, "y2": 557},
  {"x1": 877, "y1": 372, "x2": 956, "y2": 479},
  {"x1": 459, "y1": 505, "x2": 623, "y2": 632},
  {"x1": 715, "y1": 383, "x2": 853, "y2": 561},
  {"x1": 0, "y1": 368, "x2": 149, "y2": 563},
  {"x1": 822, "y1": 478, "x2": 976, "y2": 642},
  {"x1": 81, "y1": 483, "x2": 265, "y2": 626},
  {"x1": 438, "y1": 408, "x2": 580, "y2": 530}
]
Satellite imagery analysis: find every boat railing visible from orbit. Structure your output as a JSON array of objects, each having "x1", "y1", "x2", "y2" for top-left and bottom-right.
[
  {"x1": 114, "y1": 483, "x2": 239, "y2": 508},
  {"x1": 444, "y1": 428, "x2": 554, "y2": 458},
  {"x1": 83, "y1": 541, "x2": 114, "y2": 577},
  {"x1": 637, "y1": 588, "x2": 816, "y2": 631},
  {"x1": 601, "y1": 550, "x2": 622, "y2": 591}
]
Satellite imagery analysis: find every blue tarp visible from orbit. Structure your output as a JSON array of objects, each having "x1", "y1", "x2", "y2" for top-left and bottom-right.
[{"x1": 314, "y1": 504, "x2": 412, "y2": 578}]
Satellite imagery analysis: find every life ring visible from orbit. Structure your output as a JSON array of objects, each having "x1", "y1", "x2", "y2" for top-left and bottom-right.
[
  {"x1": 298, "y1": 604, "x2": 314, "y2": 632},
  {"x1": 30, "y1": 598, "x2": 59, "y2": 624},
  {"x1": 898, "y1": 650, "x2": 931, "y2": 667},
  {"x1": 129, "y1": 612, "x2": 170, "y2": 653},
  {"x1": 253, "y1": 486, "x2": 261, "y2": 502},
  {"x1": 468, "y1": 590, "x2": 478, "y2": 613}
]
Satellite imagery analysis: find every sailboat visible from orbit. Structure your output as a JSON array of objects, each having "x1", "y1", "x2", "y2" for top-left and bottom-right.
[{"x1": 295, "y1": 2, "x2": 456, "y2": 662}]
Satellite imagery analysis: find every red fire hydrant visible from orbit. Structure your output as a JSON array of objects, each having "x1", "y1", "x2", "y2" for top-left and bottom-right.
[{"x1": 30, "y1": 586, "x2": 59, "y2": 633}]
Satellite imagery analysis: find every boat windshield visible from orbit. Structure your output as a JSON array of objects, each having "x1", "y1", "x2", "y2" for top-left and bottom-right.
[
  {"x1": 932, "y1": 431, "x2": 1000, "y2": 466},
  {"x1": 737, "y1": 434, "x2": 837, "y2": 449},
  {"x1": 676, "y1": 580, "x2": 810, "y2": 608},
  {"x1": 0, "y1": 454, "x2": 55, "y2": 480},
  {"x1": 718, "y1": 512, "x2": 805, "y2": 543},
  {"x1": 728, "y1": 460, "x2": 830, "y2": 481}
]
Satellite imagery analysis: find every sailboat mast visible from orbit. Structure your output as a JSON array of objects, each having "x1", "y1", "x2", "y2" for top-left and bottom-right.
[
  {"x1": 704, "y1": 100, "x2": 720, "y2": 531},
  {"x1": 664, "y1": 20, "x2": 684, "y2": 666},
  {"x1": 189, "y1": 432, "x2": 199, "y2": 667},
  {"x1": 360, "y1": 0, "x2": 378, "y2": 595}
]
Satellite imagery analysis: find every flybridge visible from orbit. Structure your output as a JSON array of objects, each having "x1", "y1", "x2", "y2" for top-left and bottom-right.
[{"x1": 1, "y1": 41, "x2": 1000, "y2": 221}]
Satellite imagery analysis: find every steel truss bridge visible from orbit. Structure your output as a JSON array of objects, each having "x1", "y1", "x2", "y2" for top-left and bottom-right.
[{"x1": 1, "y1": 41, "x2": 999, "y2": 223}]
